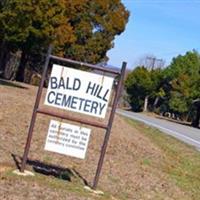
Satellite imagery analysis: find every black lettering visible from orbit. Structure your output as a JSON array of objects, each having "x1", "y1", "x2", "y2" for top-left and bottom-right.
[
  {"x1": 103, "y1": 89, "x2": 109, "y2": 102},
  {"x1": 58, "y1": 77, "x2": 65, "y2": 89},
  {"x1": 55, "y1": 92, "x2": 62, "y2": 105},
  {"x1": 50, "y1": 77, "x2": 58, "y2": 89},
  {"x1": 86, "y1": 82, "x2": 96, "y2": 95},
  {"x1": 61, "y1": 94, "x2": 72, "y2": 107},
  {"x1": 51, "y1": 123, "x2": 57, "y2": 128},
  {"x1": 47, "y1": 91, "x2": 55, "y2": 104},
  {"x1": 99, "y1": 103, "x2": 106, "y2": 115},
  {"x1": 78, "y1": 98, "x2": 85, "y2": 110},
  {"x1": 94, "y1": 84, "x2": 100, "y2": 96},
  {"x1": 71, "y1": 96, "x2": 78, "y2": 109},
  {"x1": 90, "y1": 101, "x2": 98, "y2": 114},
  {"x1": 66, "y1": 77, "x2": 72, "y2": 90},
  {"x1": 97, "y1": 86, "x2": 103, "y2": 99},
  {"x1": 84, "y1": 100, "x2": 91, "y2": 112},
  {"x1": 73, "y1": 78, "x2": 81, "y2": 90}
]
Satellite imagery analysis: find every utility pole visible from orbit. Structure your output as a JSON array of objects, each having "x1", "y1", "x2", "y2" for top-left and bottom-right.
[
  {"x1": 146, "y1": 56, "x2": 164, "y2": 70},
  {"x1": 143, "y1": 56, "x2": 164, "y2": 112}
]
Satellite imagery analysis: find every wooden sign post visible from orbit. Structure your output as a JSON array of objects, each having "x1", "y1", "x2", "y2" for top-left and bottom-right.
[{"x1": 20, "y1": 45, "x2": 126, "y2": 189}]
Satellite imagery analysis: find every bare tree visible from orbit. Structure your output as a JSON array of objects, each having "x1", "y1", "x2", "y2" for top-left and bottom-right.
[
  {"x1": 136, "y1": 54, "x2": 165, "y2": 70},
  {"x1": 134, "y1": 55, "x2": 165, "y2": 112}
]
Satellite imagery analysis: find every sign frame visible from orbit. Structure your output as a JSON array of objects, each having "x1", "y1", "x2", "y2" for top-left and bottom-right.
[
  {"x1": 20, "y1": 45, "x2": 126, "y2": 190},
  {"x1": 44, "y1": 64, "x2": 114, "y2": 118}
]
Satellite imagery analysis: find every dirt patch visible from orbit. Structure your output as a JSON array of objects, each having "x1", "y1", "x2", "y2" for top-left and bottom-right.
[
  {"x1": 0, "y1": 163, "x2": 12, "y2": 173},
  {"x1": 0, "y1": 80, "x2": 188, "y2": 199}
]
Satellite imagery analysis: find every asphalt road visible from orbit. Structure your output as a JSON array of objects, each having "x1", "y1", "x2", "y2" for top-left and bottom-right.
[{"x1": 117, "y1": 109, "x2": 200, "y2": 150}]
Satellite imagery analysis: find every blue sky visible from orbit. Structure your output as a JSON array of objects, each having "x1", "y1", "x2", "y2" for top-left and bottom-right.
[{"x1": 107, "y1": 0, "x2": 200, "y2": 69}]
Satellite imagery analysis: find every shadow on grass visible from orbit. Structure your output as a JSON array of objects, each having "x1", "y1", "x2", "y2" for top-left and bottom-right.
[
  {"x1": 11, "y1": 154, "x2": 88, "y2": 185},
  {"x1": 0, "y1": 79, "x2": 28, "y2": 89}
]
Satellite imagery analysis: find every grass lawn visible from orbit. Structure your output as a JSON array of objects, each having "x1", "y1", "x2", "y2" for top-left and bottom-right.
[
  {"x1": 126, "y1": 118, "x2": 200, "y2": 200},
  {"x1": 0, "y1": 168, "x2": 111, "y2": 200},
  {"x1": 1, "y1": 80, "x2": 200, "y2": 199}
]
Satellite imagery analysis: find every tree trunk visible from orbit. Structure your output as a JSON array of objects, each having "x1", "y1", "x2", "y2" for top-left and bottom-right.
[
  {"x1": 192, "y1": 106, "x2": 200, "y2": 128},
  {"x1": 0, "y1": 41, "x2": 9, "y2": 76},
  {"x1": 15, "y1": 50, "x2": 27, "y2": 82},
  {"x1": 153, "y1": 96, "x2": 159, "y2": 107},
  {"x1": 143, "y1": 95, "x2": 149, "y2": 112},
  {"x1": 153, "y1": 96, "x2": 159, "y2": 110},
  {"x1": 4, "y1": 51, "x2": 21, "y2": 80}
]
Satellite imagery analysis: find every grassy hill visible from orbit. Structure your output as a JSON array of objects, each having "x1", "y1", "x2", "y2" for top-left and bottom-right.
[{"x1": 0, "y1": 79, "x2": 200, "y2": 200}]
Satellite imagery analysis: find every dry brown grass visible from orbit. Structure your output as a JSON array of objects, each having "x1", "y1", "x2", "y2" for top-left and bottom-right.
[{"x1": 0, "y1": 80, "x2": 191, "y2": 199}]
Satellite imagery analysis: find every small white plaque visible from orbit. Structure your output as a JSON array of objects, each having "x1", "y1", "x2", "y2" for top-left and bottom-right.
[{"x1": 45, "y1": 120, "x2": 91, "y2": 159}]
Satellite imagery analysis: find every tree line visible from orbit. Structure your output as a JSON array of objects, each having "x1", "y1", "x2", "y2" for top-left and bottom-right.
[
  {"x1": 125, "y1": 50, "x2": 200, "y2": 128},
  {"x1": 0, "y1": 0, "x2": 129, "y2": 82}
]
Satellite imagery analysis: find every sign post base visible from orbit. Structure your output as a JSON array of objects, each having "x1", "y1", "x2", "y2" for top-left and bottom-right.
[
  {"x1": 84, "y1": 186, "x2": 104, "y2": 195},
  {"x1": 13, "y1": 169, "x2": 35, "y2": 176}
]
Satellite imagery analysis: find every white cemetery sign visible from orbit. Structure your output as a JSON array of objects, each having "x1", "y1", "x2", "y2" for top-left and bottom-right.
[{"x1": 44, "y1": 64, "x2": 114, "y2": 118}]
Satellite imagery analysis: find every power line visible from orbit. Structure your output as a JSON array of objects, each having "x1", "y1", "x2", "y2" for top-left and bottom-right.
[{"x1": 146, "y1": 56, "x2": 164, "y2": 70}]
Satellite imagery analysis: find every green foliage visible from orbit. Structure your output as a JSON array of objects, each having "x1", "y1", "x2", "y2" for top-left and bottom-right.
[
  {"x1": 0, "y1": 0, "x2": 74, "y2": 49},
  {"x1": 169, "y1": 51, "x2": 200, "y2": 79},
  {"x1": 125, "y1": 50, "x2": 200, "y2": 126},
  {"x1": 169, "y1": 74, "x2": 191, "y2": 113},
  {"x1": 125, "y1": 67, "x2": 150, "y2": 111},
  {"x1": 63, "y1": 0, "x2": 129, "y2": 63},
  {"x1": 125, "y1": 67, "x2": 153, "y2": 96},
  {"x1": 0, "y1": 0, "x2": 129, "y2": 81},
  {"x1": 150, "y1": 68, "x2": 165, "y2": 98},
  {"x1": 166, "y1": 51, "x2": 200, "y2": 115},
  {"x1": 125, "y1": 66, "x2": 163, "y2": 111}
]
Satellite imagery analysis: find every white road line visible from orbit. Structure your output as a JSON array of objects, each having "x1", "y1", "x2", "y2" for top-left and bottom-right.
[{"x1": 118, "y1": 111, "x2": 200, "y2": 147}]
